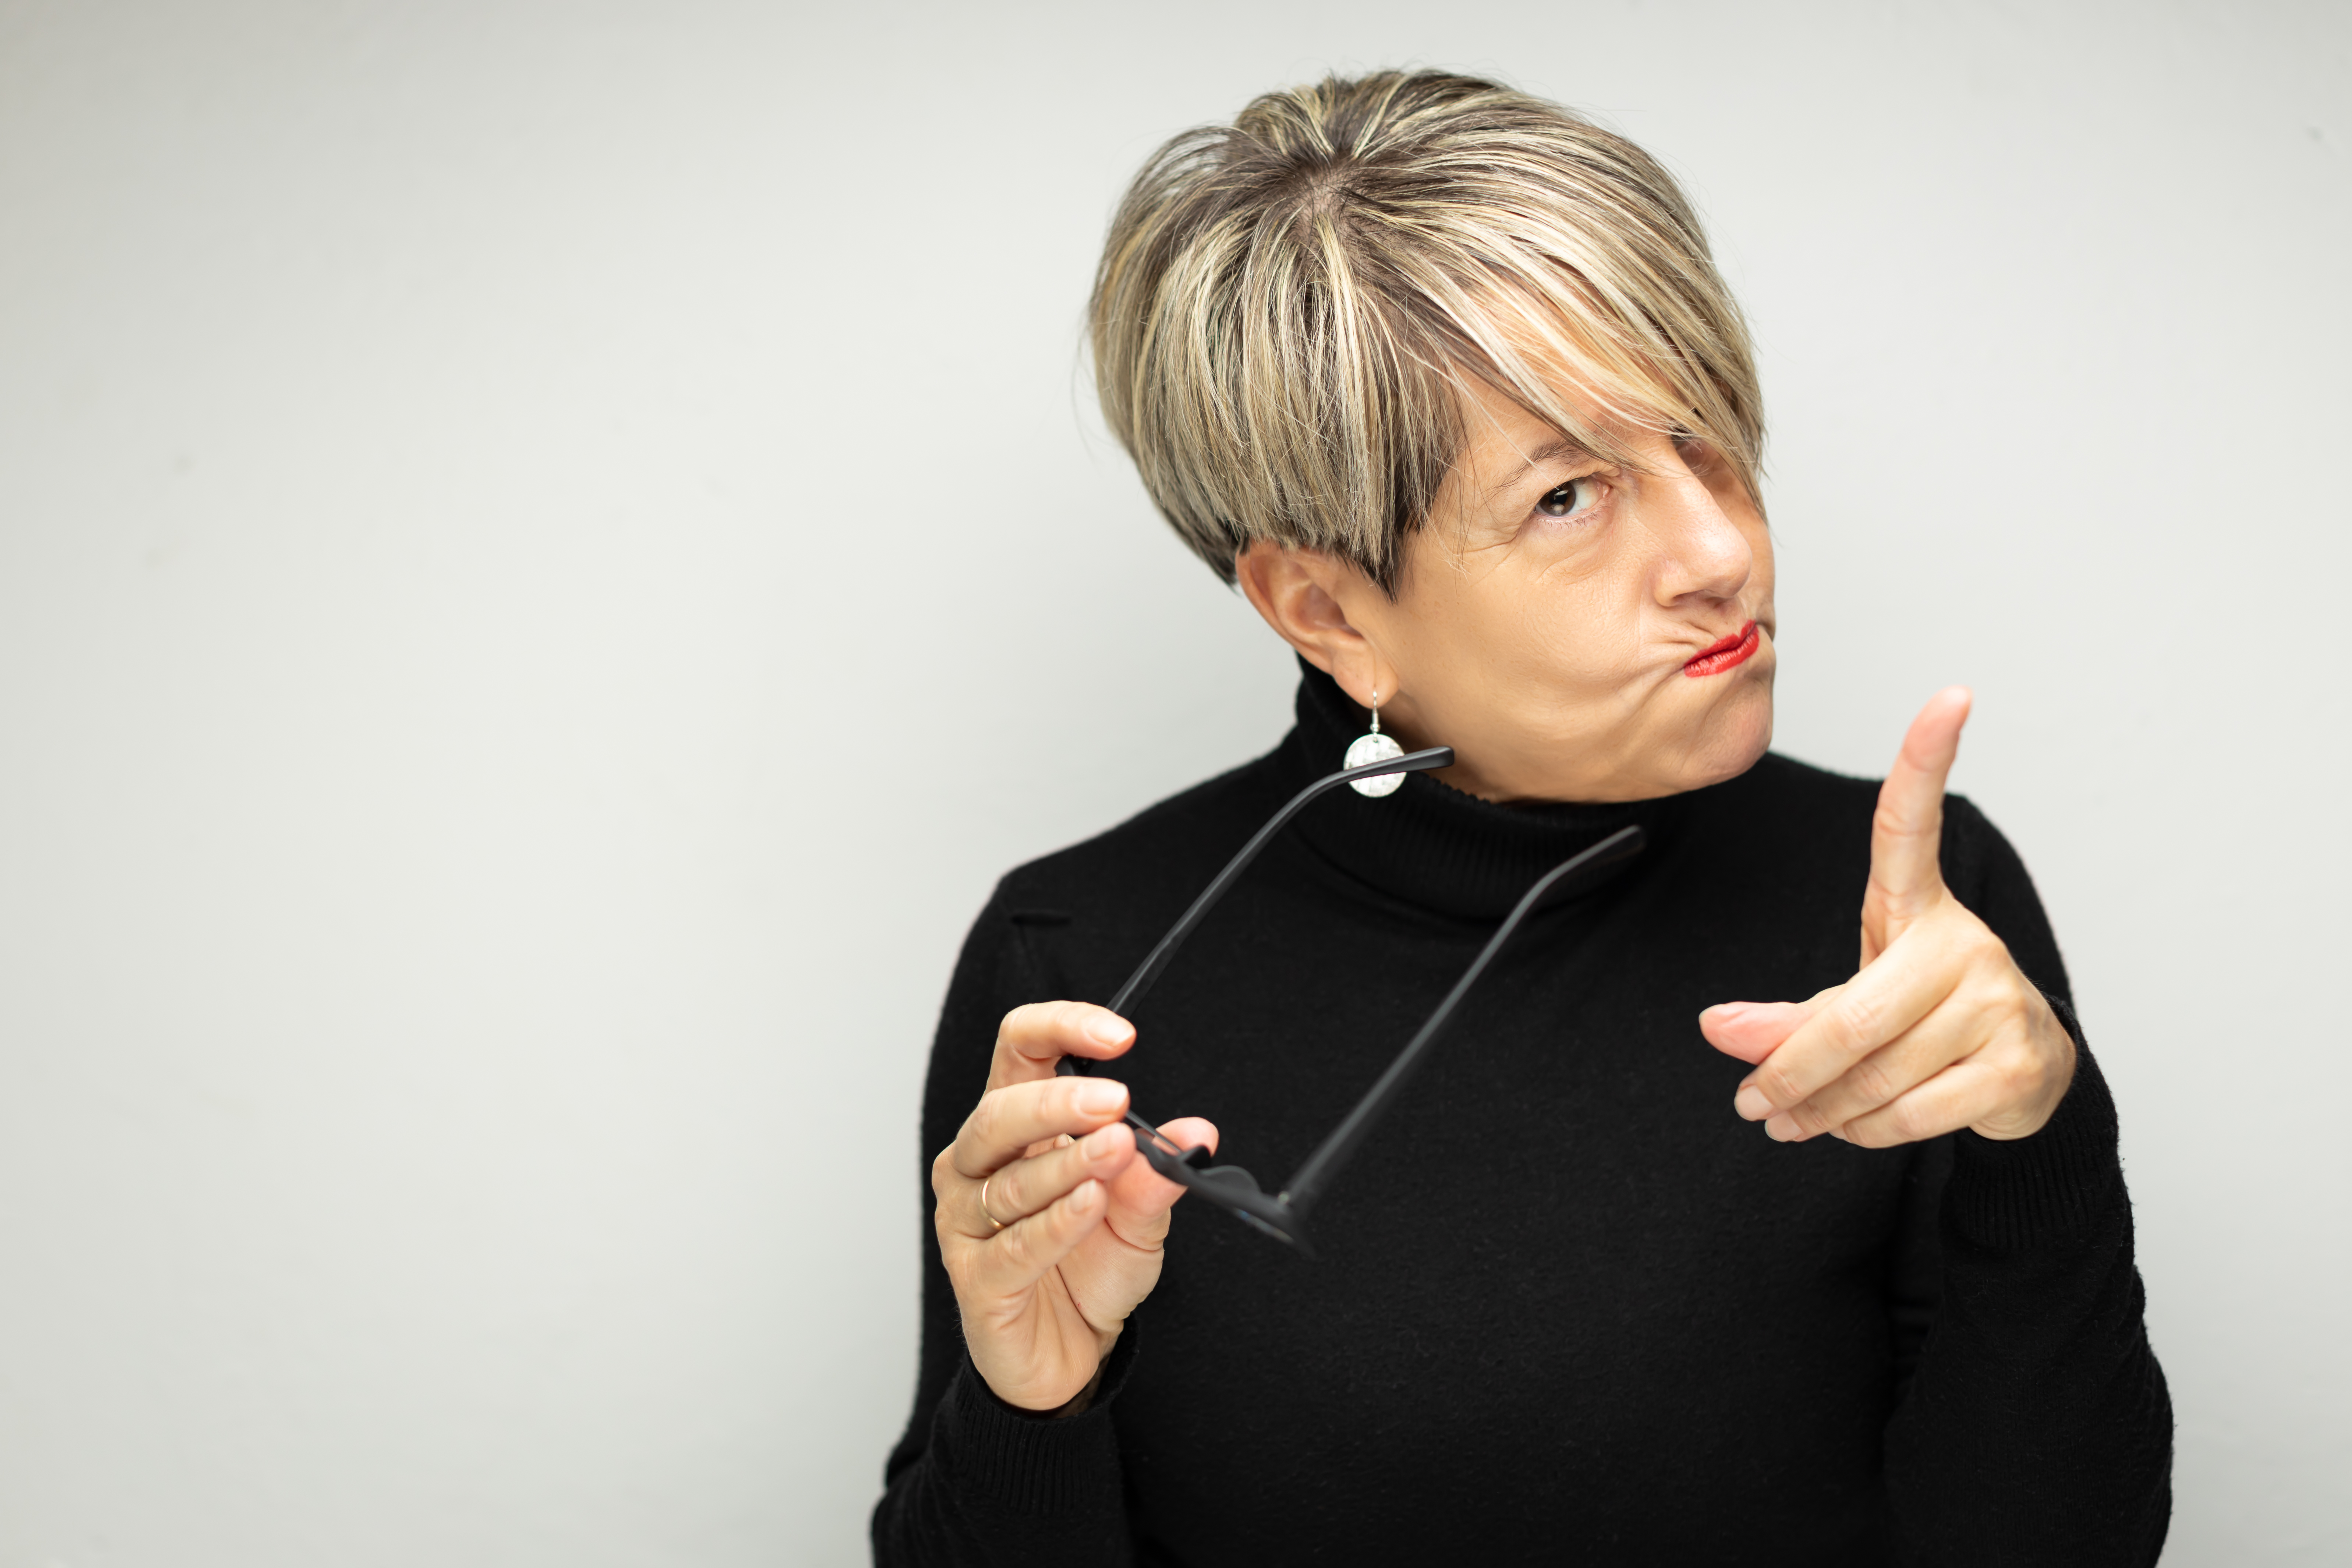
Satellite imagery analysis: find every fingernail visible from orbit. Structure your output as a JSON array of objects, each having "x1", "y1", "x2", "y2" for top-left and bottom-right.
[
  {"x1": 1764, "y1": 1114, "x2": 1800, "y2": 1142},
  {"x1": 1701, "y1": 1002, "x2": 1748, "y2": 1022},
  {"x1": 1077, "y1": 1082, "x2": 1126, "y2": 1118},
  {"x1": 1082, "y1": 1124, "x2": 1122, "y2": 1160},
  {"x1": 1733, "y1": 1084, "x2": 1773, "y2": 1121},
  {"x1": 1087, "y1": 1016, "x2": 1128, "y2": 1047}
]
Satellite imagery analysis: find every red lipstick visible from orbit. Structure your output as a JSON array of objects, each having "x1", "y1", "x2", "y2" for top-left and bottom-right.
[{"x1": 1683, "y1": 620, "x2": 1761, "y2": 678}]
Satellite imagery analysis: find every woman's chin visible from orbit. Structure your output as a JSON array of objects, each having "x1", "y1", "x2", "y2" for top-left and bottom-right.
[{"x1": 1680, "y1": 689, "x2": 1774, "y2": 791}]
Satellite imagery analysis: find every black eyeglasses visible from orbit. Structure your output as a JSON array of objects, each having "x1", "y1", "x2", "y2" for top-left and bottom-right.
[{"x1": 1058, "y1": 746, "x2": 1645, "y2": 1256}]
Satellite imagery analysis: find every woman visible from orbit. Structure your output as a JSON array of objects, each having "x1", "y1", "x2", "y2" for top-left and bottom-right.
[{"x1": 875, "y1": 72, "x2": 2170, "y2": 1564}]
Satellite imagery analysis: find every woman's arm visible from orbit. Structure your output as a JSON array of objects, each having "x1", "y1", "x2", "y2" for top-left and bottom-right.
[
  {"x1": 872, "y1": 888, "x2": 1173, "y2": 1565},
  {"x1": 1876, "y1": 801, "x2": 2172, "y2": 1565},
  {"x1": 871, "y1": 1347, "x2": 1137, "y2": 1566},
  {"x1": 1700, "y1": 693, "x2": 2172, "y2": 1561}
]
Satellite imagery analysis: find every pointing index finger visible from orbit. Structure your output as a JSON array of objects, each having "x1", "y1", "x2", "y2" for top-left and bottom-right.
[{"x1": 1868, "y1": 687, "x2": 1971, "y2": 936}]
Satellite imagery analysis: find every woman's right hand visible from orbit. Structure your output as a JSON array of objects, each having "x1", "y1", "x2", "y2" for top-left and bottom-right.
[{"x1": 930, "y1": 1001, "x2": 1219, "y2": 1413}]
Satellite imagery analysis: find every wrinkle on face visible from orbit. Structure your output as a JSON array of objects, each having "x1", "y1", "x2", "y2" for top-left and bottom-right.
[{"x1": 1347, "y1": 372, "x2": 1776, "y2": 803}]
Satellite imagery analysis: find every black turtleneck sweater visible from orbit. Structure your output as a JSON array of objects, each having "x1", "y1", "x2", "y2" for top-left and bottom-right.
[{"x1": 874, "y1": 668, "x2": 2171, "y2": 1565}]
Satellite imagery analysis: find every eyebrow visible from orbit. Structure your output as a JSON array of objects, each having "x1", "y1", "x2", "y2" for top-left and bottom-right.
[{"x1": 1481, "y1": 436, "x2": 1594, "y2": 502}]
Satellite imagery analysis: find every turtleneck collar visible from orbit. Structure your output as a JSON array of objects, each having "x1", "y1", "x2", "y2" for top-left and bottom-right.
[{"x1": 1276, "y1": 660, "x2": 1687, "y2": 923}]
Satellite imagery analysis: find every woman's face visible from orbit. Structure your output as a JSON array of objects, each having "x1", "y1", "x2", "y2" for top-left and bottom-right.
[{"x1": 1238, "y1": 378, "x2": 1776, "y2": 804}]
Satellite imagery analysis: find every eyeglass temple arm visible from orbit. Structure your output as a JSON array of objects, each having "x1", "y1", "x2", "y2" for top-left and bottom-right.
[
  {"x1": 1107, "y1": 746, "x2": 1456, "y2": 1015},
  {"x1": 1276, "y1": 823, "x2": 1646, "y2": 1219},
  {"x1": 1056, "y1": 746, "x2": 1454, "y2": 1090}
]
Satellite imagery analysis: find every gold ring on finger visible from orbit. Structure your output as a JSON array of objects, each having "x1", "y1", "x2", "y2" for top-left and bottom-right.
[{"x1": 979, "y1": 1174, "x2": 1008, "y2": 1231}]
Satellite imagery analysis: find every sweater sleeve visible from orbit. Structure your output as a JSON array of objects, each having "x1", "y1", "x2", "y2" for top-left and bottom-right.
[
  {"x1": 871, "y1": 884, "x2": 1138, "y2": 1565},
  {"x1": 1880, "y1": 798, "x2": 2173, "y2": 1566}
]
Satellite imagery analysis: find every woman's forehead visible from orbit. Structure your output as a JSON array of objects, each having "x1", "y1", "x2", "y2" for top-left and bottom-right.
[{"x1": 1450, "y1": 378, "x2": 1600, "y2": 500}]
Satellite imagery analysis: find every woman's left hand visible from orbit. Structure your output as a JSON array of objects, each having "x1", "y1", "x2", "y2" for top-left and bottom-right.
[{"x1": 1698, "y1": 688, "x2": 2077, "y2": 1146}]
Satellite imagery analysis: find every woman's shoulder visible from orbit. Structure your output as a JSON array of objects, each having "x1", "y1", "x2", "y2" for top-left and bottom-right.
[{"x1": 991, "y1": 745, "x2": 1293, "y2": 919}]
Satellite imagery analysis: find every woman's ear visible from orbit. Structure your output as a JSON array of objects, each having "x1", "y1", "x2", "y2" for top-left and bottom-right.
[{"x1": 1233, "y1": 541, "x2": 1390, "y2": 707}]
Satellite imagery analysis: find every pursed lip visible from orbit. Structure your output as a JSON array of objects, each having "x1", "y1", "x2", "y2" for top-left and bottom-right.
[{"x1": 1682, "y1": 620, "x2": 1761, "y2": 678}]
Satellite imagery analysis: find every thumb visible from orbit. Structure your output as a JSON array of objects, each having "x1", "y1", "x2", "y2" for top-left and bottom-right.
[
  {"x1": 1866, "y1": 687, "x2": 1970, "y2": 951},
  {"x1": 1700, "y1": 990, "x2": 1841, "y2": 1065},
  {"x1": 1104, "y1": 1116, "x2": 1219, "y2": 1221}
]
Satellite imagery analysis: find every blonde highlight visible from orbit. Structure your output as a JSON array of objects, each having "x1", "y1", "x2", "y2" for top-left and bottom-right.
[{"x1": 1090, "y1": 71, "x2": 1765, "y2": 591}]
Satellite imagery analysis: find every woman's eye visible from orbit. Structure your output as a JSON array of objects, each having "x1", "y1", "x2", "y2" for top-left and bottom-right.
[{"x1": 1535, "y1": 477, "x2": 1598, "y2": 519}]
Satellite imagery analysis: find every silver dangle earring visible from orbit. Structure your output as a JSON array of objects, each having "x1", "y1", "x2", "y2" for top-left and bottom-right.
[{"x1": 1344, "y1": 684, "x2": 1407, "y2": 797}]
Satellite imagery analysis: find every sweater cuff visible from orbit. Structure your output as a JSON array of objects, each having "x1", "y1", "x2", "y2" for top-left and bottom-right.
[
  {"x1": 1942, "y1": 995, "x2": 2124, "y2": 1249},
  {"x1": 930, "y1": 1330, "x2": 1139, "y2": 1516}
]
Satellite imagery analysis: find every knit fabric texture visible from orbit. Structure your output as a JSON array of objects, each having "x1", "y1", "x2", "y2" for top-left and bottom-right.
[{"x1": 875, "y1": 666, "x2": 2172, "y2": 1565}]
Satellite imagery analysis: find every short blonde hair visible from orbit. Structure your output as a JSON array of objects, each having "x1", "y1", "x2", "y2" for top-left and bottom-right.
[{"x1": 1090, "y1": 71, "x2": 1764, "y2": 590}]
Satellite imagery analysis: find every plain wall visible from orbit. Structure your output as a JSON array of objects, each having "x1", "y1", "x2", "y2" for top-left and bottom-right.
[{"x1": 1, "y1": 1, "x2": 2345, "y2": 1562}]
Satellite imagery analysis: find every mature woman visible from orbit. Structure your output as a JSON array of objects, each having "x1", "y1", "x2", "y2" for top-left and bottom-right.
[{"x1": 874, "y1": 72, "x2": 2170, "y2": 1564}]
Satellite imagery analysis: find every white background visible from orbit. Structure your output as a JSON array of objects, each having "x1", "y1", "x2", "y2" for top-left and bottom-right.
[{"x1": 1, "y1": 1, "x2": 2345, "y2": 1563}]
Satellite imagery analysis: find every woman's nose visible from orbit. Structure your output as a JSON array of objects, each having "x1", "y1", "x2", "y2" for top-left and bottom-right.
[{"x1": 1647, "y1": 459, "x2": 1751, "y2": 605}]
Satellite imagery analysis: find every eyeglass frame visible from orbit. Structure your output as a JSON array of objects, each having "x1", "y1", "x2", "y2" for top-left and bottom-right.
[{"x1": 1056, "y1": 745, "x2": 1646, "y2": 1257}]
